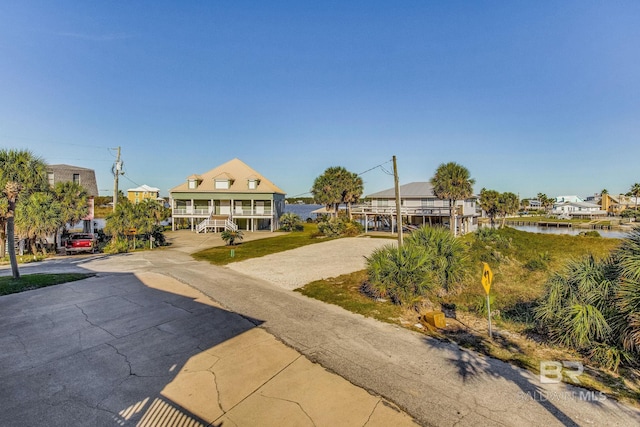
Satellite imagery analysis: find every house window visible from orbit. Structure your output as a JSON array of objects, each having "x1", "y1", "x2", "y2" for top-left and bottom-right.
[
  {"x1": 422, "y1": 199, "x2": 434, "y2": 207},
  {"x1": 188, "y1": 180, "x2": 197, "y2": 189},
  {"x1": 73, "y1": 173, "x2": 80, "y2": 185},
  {"x1": 248, "y1": 180, "x2": 257, "y2": 190},
  {"x1": 47, "y1": 172, "x2": 54, "y2": 187},
  {"x1": 215, "y1": 180, "x2": 229, "y2": 189}
]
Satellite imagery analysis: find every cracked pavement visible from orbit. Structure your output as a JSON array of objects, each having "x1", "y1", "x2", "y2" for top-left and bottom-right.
[
  {"x1": 2, "y1": 230, "x2": 640, "y2": 426},
  {"x1": 0, "y1": 256, "x2": 416, "y2": 426}
]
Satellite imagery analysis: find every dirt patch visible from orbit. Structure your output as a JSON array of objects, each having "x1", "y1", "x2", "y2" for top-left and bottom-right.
[{"x1": 226, "y1": 237, "x2": 392, "y2": 290}]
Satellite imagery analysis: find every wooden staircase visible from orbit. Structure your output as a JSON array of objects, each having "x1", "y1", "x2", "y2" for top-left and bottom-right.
[{"x1": 196, "y1": 215, "x2": 238, "y2": 234}]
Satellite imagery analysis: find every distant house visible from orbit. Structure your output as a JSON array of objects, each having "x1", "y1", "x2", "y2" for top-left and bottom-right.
[
  {"x1": 555, "y1": 195, "x2": 584, "y2": 204},
  {"x1": 351, "y1": 182, "x2": 480, "y2": 234},
  {"x1": 601, "y1": 193, "x2": 640, "y2": 215},
  {"x1": 127, "y1": 184, "x2": 161, "y2": 204},
  {"x1": 47, "y1": 164, "x2": 98, "y2": 233},
  {"x1": 525, "y1": 199, "x2": 542, "y2": 210},
  {"x1": 551, "y1": 201, "x2": 607, "y2": 218},
  {"x1": 169, "y1": 158, "x2": 286, "y2": 232}
]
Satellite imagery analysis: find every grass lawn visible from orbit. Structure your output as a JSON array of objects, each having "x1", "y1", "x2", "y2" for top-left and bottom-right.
[
  {"x1": 0, "y1": 273, "x2": 95, "y2": 296},
  {"x1": 297, "y1": 228, "x2": 640, "y2": 404},
  {"x1": 192, "y1": 223, "x2": 335, "y2": 265}
]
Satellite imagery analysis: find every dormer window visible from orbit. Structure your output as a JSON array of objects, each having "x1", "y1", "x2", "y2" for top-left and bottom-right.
[
  {"x1": 215, "y1": 179, "x2": 230, "y2": 189},
  {"x1": 248, "y1": 179, "x2": 260, "y2": 190},
  {"x1": 188, "y1": 179, "x2": 198, "y2": 189}
]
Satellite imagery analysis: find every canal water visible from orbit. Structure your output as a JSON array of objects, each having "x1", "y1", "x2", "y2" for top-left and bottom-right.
[
  {"x1": 284, "y1": 204, "x2": 324, "y2": 220},
  {"x1": 510, "y1": 224, "x2": 631, "y2": 239}
]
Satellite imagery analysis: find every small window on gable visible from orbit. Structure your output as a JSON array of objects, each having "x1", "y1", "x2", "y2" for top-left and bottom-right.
[
  {"x1": 248, "y1": 179, "x2": 260, "y2": 190},
  {"x1": 215, "y1": 180, "x2": 229, "y2": 190},
  {"x1": 73, "y1": 173, "x2": 80, "y2": 185},
  {"x1": 47, "y1": 172, "x2": 55, "y2": 187},
  {"x1": 188, "y1": 179, "x2": 197, "y2": 189}
]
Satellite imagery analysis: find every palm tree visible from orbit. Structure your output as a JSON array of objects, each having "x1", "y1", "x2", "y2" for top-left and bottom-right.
[
  {"x1": 15, "y1": 192, "x2": 61, "y2": 255},
  {"x1": 479, "y1": 188, "x2": 500, "y2": 229},
  {"x1": 498, "y1": 192, "x2": 519, "y2": 228},
  {"x1": 627, "y1": 183, "x2": 640, "y2": 211},
  {"x1": 311, "y1": 166, "x2": 362, "y2": 218},
  {"x1": 613, "y1": 228, "x2": 640, "y2": 354},
  {"x1": 341, "y1": 171, "x2": 363, "y2": 220},
  {"x1": 430, "y1": 162, "x2": 475, "y2": 235},
  {"x1": 535, "y1": 255, "x2": 615, "y2": 350},
  {"x1": 53, "y1": 181, "x2": 89, "y2": 248},
  {"x1": 0, "y1": 149, "x2": 48, "y2": 278},
  {"x1": 54, "y1": 181, "x2": 89, "y2": 229}
]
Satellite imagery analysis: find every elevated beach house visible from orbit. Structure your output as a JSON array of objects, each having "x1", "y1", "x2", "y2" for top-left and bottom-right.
[
  {"x1": 169, "y1": 158, "x2": 286, "y2": 232},
  {"x1": 351, "y1": 182, "x2": 480, "y2": 235}
]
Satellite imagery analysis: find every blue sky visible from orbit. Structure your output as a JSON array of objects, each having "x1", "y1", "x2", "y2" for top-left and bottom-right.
[{"x1": 1, "y1": 1, "x2": 639, "y2": 199}]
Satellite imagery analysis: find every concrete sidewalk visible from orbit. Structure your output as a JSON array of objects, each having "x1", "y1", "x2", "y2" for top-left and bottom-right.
[{"x1": 0, "y1": 268, "x2": 417, "y2": 426}]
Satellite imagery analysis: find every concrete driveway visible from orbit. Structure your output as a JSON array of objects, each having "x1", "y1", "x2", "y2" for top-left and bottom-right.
[{"x1": 0, "y1": 265, "x2": 416, "y2": 426}]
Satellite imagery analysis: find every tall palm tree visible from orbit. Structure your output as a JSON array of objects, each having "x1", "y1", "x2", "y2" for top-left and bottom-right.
[
  {"x1": 498, "y1": 192, "x2": 519, "y2": 228},
  {"x1": 479, "y1": 188, "x2": 500, "y2": 229},
  {"x1": 341, "y1": 171, "x2": 363, "y2": 220},
  {"x1": 0, "y1": 149, "x2": 48, "y2": 278},
  {"x1": 430, "y1": 162, "x2": 475, "y2": 235}
]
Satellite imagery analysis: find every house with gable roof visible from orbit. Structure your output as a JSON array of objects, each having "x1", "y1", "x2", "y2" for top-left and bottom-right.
[
  {"x1": 169, "y1": 158, "x2": 286, "y2": 232},
  {"x1": 127, "y1": 184, "x2": 161, "y2": 204},
  {"x1": 351, "y1": 182, "x2": 479, "y2": 235}
]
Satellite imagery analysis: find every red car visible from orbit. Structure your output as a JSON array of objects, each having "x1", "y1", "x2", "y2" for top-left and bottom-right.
[{"x1": 65, "y1": 233, "x2": 97, "y2": 254}]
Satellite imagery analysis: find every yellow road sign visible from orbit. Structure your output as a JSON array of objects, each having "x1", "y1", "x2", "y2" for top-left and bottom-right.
[{"x1": 481, "y1": 262, "x2": 493, "y2": 294}]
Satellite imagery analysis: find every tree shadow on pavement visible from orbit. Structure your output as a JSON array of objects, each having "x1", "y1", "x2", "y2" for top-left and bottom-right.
[
  {"x1": 429, "y1": 329, "x2": 607, "y2": 427},
  {"x1": 0, "y1": 270, "x2": 264, "y2": 426}
]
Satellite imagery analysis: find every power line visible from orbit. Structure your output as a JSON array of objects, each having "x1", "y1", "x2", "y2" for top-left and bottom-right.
[
  {"x1": 288, "y1": 159, "x2": 394, "y2": 199},
  {"x1": 0, "y1": 134, "x2": 114, "y2": 151},
  {"x1": 358, "y1": 159, "x2": 393, "y2": 176}
]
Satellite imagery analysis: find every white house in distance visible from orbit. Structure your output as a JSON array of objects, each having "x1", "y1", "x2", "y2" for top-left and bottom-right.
[
  {"x1": 351, "y1": 182, "x2": 480, "y2": 235},
  {"x1": 555, "y1": 195, "x2": 584, "y2": 203},
  {"x1": 169, "y1": 158, "x2": 286, "y2": 232},
  {"x1": 552, "y1": 200, "x2": 607, "y2": 219}
]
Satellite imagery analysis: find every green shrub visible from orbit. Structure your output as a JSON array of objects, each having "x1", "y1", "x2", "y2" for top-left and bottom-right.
[
  {"x1": 406, "y1": 226, "x2": 470, "y2": 291},
  {"x1": 579, "y1": 230, "x2": 601, "y2": 238},
  {"x1": 364, "y1": 226, "x2": 471, "y2": 305},
  {"x1": 317, "y1": 218, "x2": 363, "y2": 237},
  {"x1": 524, "y1": 252, "x2": 551, "y2": 271},
  {"x1": 103, "y1": 238, "x2": 129, "y2": 254},
  {"x1": 475, "y1": 227, "x2": 512, "y2": 249},
  {"x1": 279, "y1": 212, "x2": 304, "y2": 231},
  {"x1": 365, "y1": 244, "x2": 435, "y2": 305}
]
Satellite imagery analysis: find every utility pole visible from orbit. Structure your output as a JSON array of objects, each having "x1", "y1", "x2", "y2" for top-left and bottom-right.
[
  {"x1": 393, "y1": 155, "x2": 403, "y2": 247},
  {"x1": 112, "y1": 147, "x2": 124, "y2": 212}
]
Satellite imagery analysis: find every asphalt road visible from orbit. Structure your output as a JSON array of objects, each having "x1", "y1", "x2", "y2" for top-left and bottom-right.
[{"x1": 3, "y1": 233, "x2": 640, "y2": 426}]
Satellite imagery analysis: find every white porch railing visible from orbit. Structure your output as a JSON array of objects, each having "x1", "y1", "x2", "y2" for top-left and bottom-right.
[
  {"x1": 350, "y1": 205, "x2": 454, "y2": 216},
  {"x1": 195, "y1": 218, "x2": 238, "y2": 234},
  {"x1": 174, "y1": 207, "x2": 273, "y2": 216}
]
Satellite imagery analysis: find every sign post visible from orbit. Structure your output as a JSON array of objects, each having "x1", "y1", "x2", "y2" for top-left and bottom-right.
[{"x1": 481, "y1": 262, "x2": 494, "y2": 339}]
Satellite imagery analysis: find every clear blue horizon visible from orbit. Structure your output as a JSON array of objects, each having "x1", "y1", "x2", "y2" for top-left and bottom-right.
[{"x1": 1, "y1": 1, "x2": 639, "y2": 199}]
